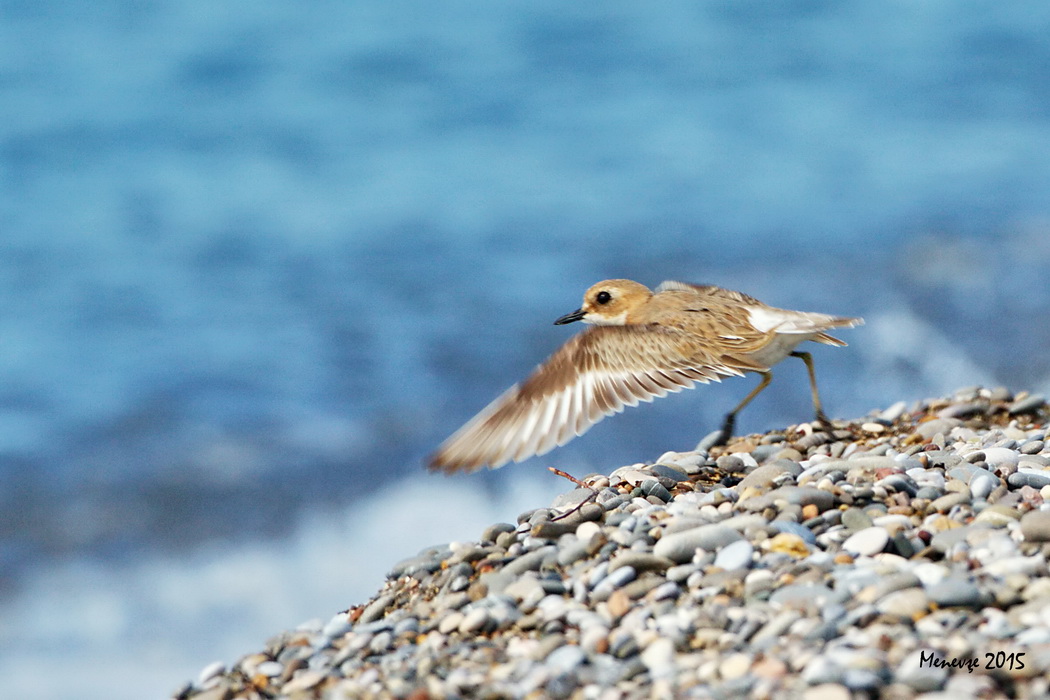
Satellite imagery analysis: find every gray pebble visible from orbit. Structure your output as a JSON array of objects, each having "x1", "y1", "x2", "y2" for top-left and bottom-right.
[
  {"x1": 714, "y1": 539, "x2": 754, "y2": 571},
  {"x1": 609, "y1": 551, "x2": 674, "y2": 573},
  {"x1": 1008, "y1": 470, "x2": 1050, "y2": 489},
  {"x1": 1021, "y1": 439, "x2": 1046, "y2": 455},
  {"x1": 914, "y1": 418, "x2": 961, "y2": 440},
  {"x1": 930, "y1": 526, "x2": 976, "y2": 553},
  {"x1": 666, "y1": 563, "x2": 700, "y2": 583},
  {"x1": 842, "y1": 668, "x2": 882, "y2": 691},
  {"x1": 928, "y1": 578, "x2": 986, "y2": 608},
  {"x1": 1009, "y1": 394, "x2": 1046, "y2": 415},
  {"x1": 929, "y1": 491, "x2": 969, "y2": 513},
  {"x1": 369, "y1": 631, "x2": 393, "y2": 653},
  {"x1": 769, "y1": 584, "x2": 841, "y2": 612},
  {"x1": 767, "y1": 485, "x2": 836, "y2": 512},
  {"x1": 532, "y1": 521, "x2": 576, "y2": 539},
  {"x1": 876, "y1": 588, "x2": 930, "y2": 618},
  {"x1": 875, "y1": 473, "x2": 917, "y2": 497},
  {"x1": 551, "y1": 488, "x2": 596, "y2": 509},
  {"x1": 392, "y1": 617, "x2": 419, "y2": 637},
  {"x1": 557, "y1": 539, "x2": 593, "y2": 567},
  {"x1": 653, "y1": 524, "x2": 743, "y2": 563},
  {"x1": 840, "y1": 508, "x2": 872, "y2": 533},
  {"x1": 650, "y1": 581, "x2": 682, "y2": 601},
  {"x1": 357, "y1": 594, "x2": 395, "y2": 625},
  {"x1": 738, "y1": 463, "x2": 795, "y2": 490},
  {"x1": 546, "y1": 643, "x2": 587, "y2": 673},
  {"x1": 458, "y1": 608, "x2": 490, "y2": 634},
  {"x1": 1020, "y1": 511, "x2": 1050, "y2": 542},
  {"x1": 640, "y1": 479, "x2": 672, "y2": 502},
  {"x1": 322, "y1": 613, "x2": 352, "y2": 639},
  {"x1": 649, "y1": 463, "x2": 688, "y2": 481},
  {"x1": 896, "y1": 649, "x2": 948, "y2": 691},
  {"x1": 969, "y1": 472, "x2": 999, "y2": 499},
  {"x1": 769, "y1": 520, "x2": 817, "y2": 545},
  {"x1": 388, "y1": 553, "x2": 443, "y2": 579},
  {"x1": 601, "y1": 565, "x2": 637, "y2": 590},
  {"x1": 503, "y1": 546, "x2": 557, "y2": 575},
  {"x1": 938, "y1": 401, "x2": 986, "y2": 419},
  {"x1": 716, "y1": 454, "x2": 745, "y2": 471},
  {"x1": 879, "y1": 400, "x2": 908, "y2": 422},
  {"x1": 914, "y1": 485, "x2": 944, "y2": 500}
]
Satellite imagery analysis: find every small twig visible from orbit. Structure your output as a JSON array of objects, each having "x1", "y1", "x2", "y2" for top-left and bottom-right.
[{"x1": 548, "y1": 467, "x2": 586, "y2": 487}]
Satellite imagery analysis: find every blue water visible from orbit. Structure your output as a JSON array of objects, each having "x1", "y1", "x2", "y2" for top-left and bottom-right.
[{"x1": 2, "y1": 2, "x2": 1049, "y2": 697}]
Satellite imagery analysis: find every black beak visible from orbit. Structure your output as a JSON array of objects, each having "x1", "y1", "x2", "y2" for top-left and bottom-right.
[{"x1": 554, "y1": 308, "x2": 586, "y2": 325}]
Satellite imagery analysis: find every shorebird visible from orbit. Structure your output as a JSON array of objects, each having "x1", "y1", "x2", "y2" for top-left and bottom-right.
[{"x1": 429, "y1": 279, "x2": 862, "y2": 473}]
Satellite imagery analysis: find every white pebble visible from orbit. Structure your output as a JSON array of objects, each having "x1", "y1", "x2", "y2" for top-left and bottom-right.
[{"x1": 841, "y1": 527, "x2": 889, "y2": 557}]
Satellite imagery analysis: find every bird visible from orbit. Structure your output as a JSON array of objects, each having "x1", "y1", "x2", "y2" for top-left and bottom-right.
[{"x1": 429, "y1": 279, "x2": 862, "y2": 473}]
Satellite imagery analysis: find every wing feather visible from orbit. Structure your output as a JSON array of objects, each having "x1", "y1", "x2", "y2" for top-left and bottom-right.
[{"x1": 429, "y1": 325, "x2": 738, "y2": 472}]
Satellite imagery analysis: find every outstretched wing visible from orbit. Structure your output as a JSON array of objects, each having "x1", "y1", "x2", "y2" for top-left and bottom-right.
[{"x1": 429, "y1": 325, "x2": 743, "y2": 473}]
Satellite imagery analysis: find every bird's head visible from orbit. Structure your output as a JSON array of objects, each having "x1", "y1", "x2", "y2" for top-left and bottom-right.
[{"x1": 554, "y1": 279, "x2": 653, "y2": 326}]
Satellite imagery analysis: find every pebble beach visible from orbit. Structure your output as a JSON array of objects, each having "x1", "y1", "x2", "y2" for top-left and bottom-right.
[{"x1": 176, "y1": 387, "x2": 1050, "y2": 699}]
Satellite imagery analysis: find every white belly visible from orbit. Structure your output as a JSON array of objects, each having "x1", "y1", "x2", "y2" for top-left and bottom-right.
[{"x1": 744, "y1": 332, "x2": 817, "y2": 369}]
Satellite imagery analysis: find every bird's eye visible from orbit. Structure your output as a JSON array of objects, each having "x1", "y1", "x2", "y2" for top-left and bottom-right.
[{"x1": 595, "y1": 291, "x2": 612, "y2": 304}]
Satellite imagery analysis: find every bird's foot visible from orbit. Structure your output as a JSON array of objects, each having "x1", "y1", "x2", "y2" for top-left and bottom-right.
[
  {"x1": 696, "y1": 414, "x2": 736, "y2": 452},
  {"x1": 696, "y1": 428, "x2": 730, "y2": 452}
]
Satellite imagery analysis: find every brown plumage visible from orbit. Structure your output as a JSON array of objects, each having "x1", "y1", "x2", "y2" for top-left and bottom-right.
[{"x1": 429, "y1": 279, "x2": 862, "y2": 473}]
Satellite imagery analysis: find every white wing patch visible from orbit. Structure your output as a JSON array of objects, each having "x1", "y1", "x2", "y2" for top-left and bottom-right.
[{"x1": 747, "y1": 307, "x2": 840, "y2": 334}]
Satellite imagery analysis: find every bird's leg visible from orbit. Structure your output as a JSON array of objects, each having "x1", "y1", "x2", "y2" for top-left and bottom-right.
[
  {"x1": 711, "y1": 371, "x2": 773, "y2": 446},
  {"x1": 791, "y1": 351, "x2": 834, "y2": 432}
]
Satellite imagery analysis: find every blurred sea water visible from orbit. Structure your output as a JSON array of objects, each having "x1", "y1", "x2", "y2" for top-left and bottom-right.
[{"x1": 2, "y1": 1, "x2": 1050, "y2": 697}]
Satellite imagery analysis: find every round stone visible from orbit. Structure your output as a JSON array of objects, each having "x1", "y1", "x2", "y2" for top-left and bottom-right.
[
  {"x1": 653, "y1": 524, "x2": 743, "y2": 563},
  {"x1": 1009, "y1": 394, "x2": 1046, "y2": 415},
  {"x1": 609, "y1": 551, "x2": 674, "y2": 573},
  {"x1": 983, "y1": 447, "x2": 1020, "y2": 468},
  {"x1": 458, "y1": 608, "x2": 489, "y2": 633},
  {"x1": 546, "y1": 644, "x2": 587, "y2": 673},
  {"x1": 970, "y1": 472, "x2": 998, "y2": 499},
  {"x1": 974, "y1": 505, "x2": 1021, "y2": 525},
  {"x1": 196, "y1": 661, "x2": 226, "y2": 686},
  {"x1": 1021, "y1": 439, "x2": 1045, "y2": 455},
  {"x1": 640, "y1": 637, "x2": 676, "y2": 679},
  {"x1": 739, "y1": 463, "x2": 794, "y2": 490},
  {"x1": 803, "y1": 684, "x2": 851, "y2": 700},
  {"x1": 714, "y1": 539, "x2": 754, "y2": 571},
  {"x1": 719, "y1": 652, "x2": 752, "y2": 680},
  {"x1": 1008, "y1": 471, "x2": 1050, "y2": 489},
  {"x1": 438, "y1": 611, "x2": 464, "y2": 634},
  {"x1": 767, "y1": 533, "x2": 810, "y2": 558},
  {"x1": 769, "y1": 520, "x2": 817, "y2": 545},
  {"x1": 1020, "y1": 510, "x2": 1050, "y2": 542},
  {"x1": 768, "y1": 485, "x2": 836, "y2": 512},
  {"x1": 841, "y1": 508, "x2": 873, "y2": 532},
  {"x1": 841, "y1": 527, "x2": 889, "y2": 556},
  {"x1": 929, "y1": 492, "x2": 969, "y2": 513},
  {"x1": 256, "y1": 661, "x2": 284, "y2": 677},
  {"x1": 875, "y1": 588, "x2": 930, "y2": 618},
  {"x1": 928, "y1": 578, "x2": 985, "y2": 608}
]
